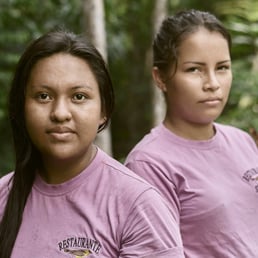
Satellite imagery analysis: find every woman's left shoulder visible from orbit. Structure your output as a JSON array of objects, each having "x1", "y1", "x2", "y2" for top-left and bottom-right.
[
  {"x1": 100, "y1": 149, "x2": 154, "y2": 189},
  {"x1": 216, "y1": 123, "x2": 251, "y2": 137},
  {"x1": 215, "y1": 123, "x2": 257, "y2": 147}
]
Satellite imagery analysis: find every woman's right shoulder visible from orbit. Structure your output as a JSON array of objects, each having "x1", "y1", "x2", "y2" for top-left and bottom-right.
[
  {"x1": 0, "y1": 172, "x2": 14, "y2": 217},
  {"x1": 0, "y1": 171, "x2": 14, "y2": 183},
  {"x1": 0, "y1": 172, "x2": 14, "y2": 194}
]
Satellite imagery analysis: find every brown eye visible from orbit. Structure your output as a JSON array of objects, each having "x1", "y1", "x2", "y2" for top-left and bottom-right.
[
  {"x1": 36, "y1": 92, "x2": 51, "y2": 102},
  {"x1": 217, "y1": 65, "x2": 230, "y2": 71},
  {"x1": 186, "y1": 67, "x2": 201, "y2": 73},
  {"x1": 73, "y1": 93, "x2": 87, "y2": 102},
  {"x1": 39, "y1": 93, "x2": 49, "y2": 99}
]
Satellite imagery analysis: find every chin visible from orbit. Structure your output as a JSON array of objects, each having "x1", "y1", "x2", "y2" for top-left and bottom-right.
[{"x1": 200, "y1": 112, "x2": 221, "y2": 124}]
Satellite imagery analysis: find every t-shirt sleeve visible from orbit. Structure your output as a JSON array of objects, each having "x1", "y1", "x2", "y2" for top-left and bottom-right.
[
  {"x1": 119, "y1": 188, "x2": 184, "y2": 258},
  {"x1": 126, "y1": 159, "x2": 181, "y2": 220}
]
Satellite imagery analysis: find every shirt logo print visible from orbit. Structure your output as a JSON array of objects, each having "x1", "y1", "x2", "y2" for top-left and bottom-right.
[
  {"x1": 242, "y1": 168, "x2": 258, "y2": 193},
  {"x1": 64, "y1": 248, "x2": 92, "y2": 257},
  {"x1": 58, "y1": 236, "x2": 102, "y2": 257}
]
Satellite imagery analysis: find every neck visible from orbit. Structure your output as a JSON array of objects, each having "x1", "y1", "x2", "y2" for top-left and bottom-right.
[
  {"x1": 39, "y1": 145, "x2": 97, "y2": 184},
  {"x1": 163, "y1": 117, "x2": 215, "y2": 141}
]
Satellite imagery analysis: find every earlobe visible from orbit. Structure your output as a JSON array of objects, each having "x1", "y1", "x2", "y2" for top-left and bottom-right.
[
  {"x1": 97, "y1": 116, "x2": 107, "y2": 132},
  {"x1": 152, "y1": 67, "x2": 167, "y2": 92},
  {"x1": 99, "y1": 116, "x2": 107, "y2": 126}
]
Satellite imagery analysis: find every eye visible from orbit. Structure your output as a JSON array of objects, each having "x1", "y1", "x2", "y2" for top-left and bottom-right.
[
  {"x1": 36, "y1": 92, "x2": 51, "y2": 102},
  {"x1": 186, "y1": 67, "x2": 201, "y2": 73},
  {"x1": 217, "y1": 65, "x2": 231, "y2": 71},
  {"x1": 72, "y1": 93, "x2": 87, "y2": 102}
]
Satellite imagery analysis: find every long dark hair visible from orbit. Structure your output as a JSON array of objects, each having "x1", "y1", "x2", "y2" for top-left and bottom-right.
[
  {"x1": 153, "y1": 9, "x2": 232, "y2": 79},
  {"x1": 0, "y1": 29, "x2": 114, "y2": 257}
]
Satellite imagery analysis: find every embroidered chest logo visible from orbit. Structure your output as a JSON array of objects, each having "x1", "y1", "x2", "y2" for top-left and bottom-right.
[
  {"x1": 58, "y1": 237, "x2": 102, "y2": 257},
  {"x1": 242, "y1": 167, "x2": 258, "y2": 193}
]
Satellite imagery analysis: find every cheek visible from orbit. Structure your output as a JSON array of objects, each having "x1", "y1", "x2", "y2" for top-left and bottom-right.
[
  {"x1": 168, "y1": 82, "x2": 193, "y2": 103},
  {"x1": 25, "y1": 114, "x2": 38, "y2": 140},
  {"x1": 24, "y1": 104, "x2": 33, "y2": 129},
  {"x1": 223, "y1": 77, "x2": 232, "y2": 96},
  {"x1": 221, "y1": 71, "x2": 232, "y2": 86},
  {"x1": 24, "y1": 103, "x2": 44, "y2": 137}
]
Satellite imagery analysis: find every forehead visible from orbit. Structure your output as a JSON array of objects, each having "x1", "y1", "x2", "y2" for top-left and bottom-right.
[
  {"x1": 28, "y1": 53, "x2": 98, "y2": 89},
  {"x1": 31, "y1": 53, "x2": 91, "y2": 73},
  {"x1": 177, "y1": 28, "x2": 230, "y2": 61}
]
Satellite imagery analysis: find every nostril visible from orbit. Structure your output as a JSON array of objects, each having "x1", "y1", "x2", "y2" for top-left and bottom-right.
[
  {"x1": 202, "y1": 74, "x2": 220, "y2": 91},
  {"x1": 50, "y1": 101, "x2": 72, "y2": 122}
]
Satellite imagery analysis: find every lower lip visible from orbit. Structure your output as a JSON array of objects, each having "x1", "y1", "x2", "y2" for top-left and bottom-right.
[
  {"x1": 48, "y1": 132, "x2": 74, "y2": 141},
  {"x1": 201, "y1": 100, "x2": 221, "y2": 106}
]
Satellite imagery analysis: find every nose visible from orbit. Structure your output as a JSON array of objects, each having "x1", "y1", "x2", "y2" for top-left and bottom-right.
[
  {"x1": 50, "y1": 98, "x2": 72, "y2": 122},
  {"x1": 202, "y1": 71, "x2": 220, "y2": 91}
]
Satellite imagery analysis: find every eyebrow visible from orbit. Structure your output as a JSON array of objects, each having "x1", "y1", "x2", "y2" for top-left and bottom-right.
[
  {"x1": 33, "y1": 84, "x2": 94, "y2": 91},
  {"x1": 70, "y1": 85, "x2": 94, "y2": 91},
  {"x1": 183, "y1": 60, "x2": 231, "y2": 65}
]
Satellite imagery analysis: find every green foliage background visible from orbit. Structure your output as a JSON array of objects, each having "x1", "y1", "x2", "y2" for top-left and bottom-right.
[{"x1": 0, "y1": 0, "x2": 258, "y2": 175}]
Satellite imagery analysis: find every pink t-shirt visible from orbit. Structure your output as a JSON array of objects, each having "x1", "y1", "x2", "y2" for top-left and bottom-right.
[
  {"x1": 0, "y1": 148, "x2": 184, "y2": 257},
  {"x1": 125, "y1": 123, "x2": 258, "y2": 257}
]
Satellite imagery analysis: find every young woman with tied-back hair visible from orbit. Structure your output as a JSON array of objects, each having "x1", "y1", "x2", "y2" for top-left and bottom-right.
[
  {"x1": 125, "y1": 9, "x2": 258, "y2": 257},
  {"x1": 0, "y1": 30, "x2": 184, "y2": 257}
]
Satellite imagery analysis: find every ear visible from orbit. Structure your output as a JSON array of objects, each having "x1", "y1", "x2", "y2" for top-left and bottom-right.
[
  {"x1": 152, "y1": 67, "x2": 167, "y2": 92},
  {"x1": 99, "y1": 115, "x2": 107, "y2": 127},
  {"x1": 97, "y1": 115, "x2": 107, "y2": 132}
]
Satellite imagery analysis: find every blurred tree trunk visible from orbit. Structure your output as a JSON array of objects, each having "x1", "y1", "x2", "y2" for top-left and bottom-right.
[
  {"x1": 151, "y1": 0, "x2": 167, "y2": 126},
  {"x1": 82, "y1": 0, "x2": 113, "y2": 155}
]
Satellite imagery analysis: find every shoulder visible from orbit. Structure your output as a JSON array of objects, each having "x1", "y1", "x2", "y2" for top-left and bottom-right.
[
  {"x1": 0, "y1": 172, "x2": 13, "y2": 190},
  {"x1": 0, "y1": 172, "x2": 14, "y2": 218},
  {"x1": 125, "y1": 124, "x2": 168, "y2": 162},
  {"x1": 97, "y1": 149, "x2": 176, "y2": 217},
  {"x1": 98, "y1": 148, "x2": 157, "y2": 191},
  {"x1": 216, "y1": 123, "x2": 258, "y2": 151},
  {"x1": 216, "y1": 123, "x2": 255, "y2": 142},
  {"x1": 216, "y1": 123, "x2": 247, "y2": 134}
]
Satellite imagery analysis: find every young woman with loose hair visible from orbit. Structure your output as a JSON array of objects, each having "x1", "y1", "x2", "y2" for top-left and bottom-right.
[{"x1": 0, "y1": 30, "x2": 184, "y2": 257}]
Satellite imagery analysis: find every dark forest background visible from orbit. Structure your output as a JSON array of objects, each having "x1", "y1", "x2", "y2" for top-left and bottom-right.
[{"x1": 1, "y1": 0, "x2": 258, "y2": 175}]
